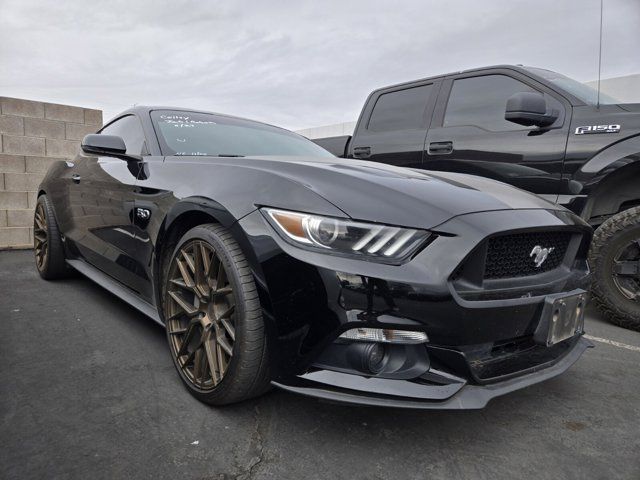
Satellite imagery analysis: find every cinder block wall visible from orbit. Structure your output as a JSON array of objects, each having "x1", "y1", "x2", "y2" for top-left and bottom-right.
[{"x1": 0, "y1": 97, "x2": 102, "y2": 249}]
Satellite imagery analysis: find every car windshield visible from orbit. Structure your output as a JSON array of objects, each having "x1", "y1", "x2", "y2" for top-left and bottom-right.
[
  {"x1": 524, "y1": 67, "x2": 620, "y2": 105},
  {"x1": 151, "y1": 110, "x2": 333, "y2": 158}
]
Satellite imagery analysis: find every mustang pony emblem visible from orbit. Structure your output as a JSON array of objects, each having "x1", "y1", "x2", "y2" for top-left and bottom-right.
[{"x1": 530, "y1": 245, "x2": 555, "y2": 268}]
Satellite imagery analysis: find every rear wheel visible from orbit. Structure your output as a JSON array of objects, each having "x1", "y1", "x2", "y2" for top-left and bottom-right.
[
  {"x1": 34, "y1": 194, "x2": 67, "y2": 280},
  {"x1": 589, "y1": 206, "x2": 640, "y2": 331},
  {"x1": 162, "y1": 224, "x2": 270, "y2": 405}
]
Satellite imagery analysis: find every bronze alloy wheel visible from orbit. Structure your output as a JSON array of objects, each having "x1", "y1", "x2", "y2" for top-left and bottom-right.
[
  {"x1": 34, "y1": 202, "x2": 48, "y2": 271},
  {"x1": 33, "y1": 194, "x2": 67, "y2": 280},
  {"x1": 165, "y1": 239, "x2": 236, "y2": 390}
]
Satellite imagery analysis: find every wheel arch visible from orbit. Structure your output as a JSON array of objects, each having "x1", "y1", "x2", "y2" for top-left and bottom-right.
[
  {"x1": 152, "y1": 198, "x2": 272, "y2": 323},
  {"x1": 586, "y1": 161, "x2": 640, "y2": 223}
]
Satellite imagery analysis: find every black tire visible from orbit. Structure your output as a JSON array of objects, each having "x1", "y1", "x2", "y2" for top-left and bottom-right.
[
  {"x1": 34, "y1": 194, "x2": 68, "y2": 280},
  {"x1": 162, "y1": 223, "x2": 270, "y2": 405},
  {"x1": 589, "y1": 206, "x2": 640, "y2": 331}
]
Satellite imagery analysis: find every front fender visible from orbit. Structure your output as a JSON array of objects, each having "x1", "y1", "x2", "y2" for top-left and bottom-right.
[
  {"x1": 578, "y1": 134, "x2": 640, "y2": 179},
  {"x1": 150, "y1": 196, "x2": 254, "y2": 305},
  {"x1": 572, "y1": 136, "x2": 640, "y2": 220},
  {"x1": 162, "y1": 196, "x2": 239, "y2": 230}
]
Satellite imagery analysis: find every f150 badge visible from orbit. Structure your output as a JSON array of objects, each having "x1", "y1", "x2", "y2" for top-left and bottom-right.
[{"x1": 575, "y1": 124, "x2": 621, "y2": 135}]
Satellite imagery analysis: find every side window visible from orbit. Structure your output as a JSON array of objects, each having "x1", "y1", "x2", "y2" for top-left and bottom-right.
[
  {"x1": 100, "y1": 115, "x2": 147, "y2": 155},
  {"x1": 444, "y1": 75, "x2": 537, "y2": 132},
  {"x1": 367, "y1": 84, "x2": 432, "y2": 133}
]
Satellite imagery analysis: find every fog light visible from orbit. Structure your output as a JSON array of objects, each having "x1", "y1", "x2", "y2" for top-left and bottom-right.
[
  {"x1": 367, "y1": 343, "x2": 386, "y2": 373},
  {"x1": 339, "y1": 327, "x2": 428, "y2": 344},
  {"x1": 364, "y1": 343, "x2": 387, "y2": 374}
]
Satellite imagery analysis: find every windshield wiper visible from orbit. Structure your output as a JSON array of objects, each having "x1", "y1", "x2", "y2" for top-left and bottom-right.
[{"x1": 216, "y1": 154, "x2": 245, "y2": 157}]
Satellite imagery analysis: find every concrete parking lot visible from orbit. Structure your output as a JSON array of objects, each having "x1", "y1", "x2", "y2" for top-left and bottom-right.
[{"x1": 1, "y1": 250, "x2": 639, "y2": 480}]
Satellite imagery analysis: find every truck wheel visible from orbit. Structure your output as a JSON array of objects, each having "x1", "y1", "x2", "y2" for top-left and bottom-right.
[{"x1": 589, "y1": 206, "x2": 640, "y2": 331}]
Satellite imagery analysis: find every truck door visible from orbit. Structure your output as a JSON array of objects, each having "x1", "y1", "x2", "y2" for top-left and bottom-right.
[
  {"x1": 423, "y1": 70, "x2": 570, "y2": 199},
  {"x1": 349, "y1": 81, "x2": 438, "y2": 168}
]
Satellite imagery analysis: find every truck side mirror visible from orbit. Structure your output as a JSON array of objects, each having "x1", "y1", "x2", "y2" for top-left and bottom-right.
[{"x1": 505, "y1": 92, "x2": 558, "y2": 128}]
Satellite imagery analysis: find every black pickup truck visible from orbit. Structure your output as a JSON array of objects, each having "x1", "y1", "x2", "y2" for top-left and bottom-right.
[{"x1": 314, "y1": 65, "x2": 640, "y2": 330}]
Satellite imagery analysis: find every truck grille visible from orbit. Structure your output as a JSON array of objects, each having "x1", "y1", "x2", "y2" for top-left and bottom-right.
[{"x1": 484, "y1": 231, "x2": 572, "y2": 279}]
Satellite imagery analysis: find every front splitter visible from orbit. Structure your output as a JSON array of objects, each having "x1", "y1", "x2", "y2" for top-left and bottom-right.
[{"x1": 272, "y1": 336, "x2": 593, "y2": 410}]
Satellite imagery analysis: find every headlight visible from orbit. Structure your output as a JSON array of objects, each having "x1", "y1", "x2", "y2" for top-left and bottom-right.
[{"x1": 262, "y1": 208, "x2": 432, "y2": 263}]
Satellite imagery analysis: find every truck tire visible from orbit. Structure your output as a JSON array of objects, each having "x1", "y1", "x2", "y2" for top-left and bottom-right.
[{"x1": 589, "y1": 206, "x2": 640, "y2": 331}]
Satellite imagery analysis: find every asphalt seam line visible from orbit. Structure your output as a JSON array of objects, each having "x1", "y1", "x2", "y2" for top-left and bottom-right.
[{"x1": 584, "y1": 334, "x2": 640, "y2": 352}]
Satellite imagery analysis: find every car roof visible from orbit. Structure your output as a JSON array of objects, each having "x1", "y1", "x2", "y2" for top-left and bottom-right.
[{"x1": 103, "y1": 105, "x2": 288, "y2": 133}]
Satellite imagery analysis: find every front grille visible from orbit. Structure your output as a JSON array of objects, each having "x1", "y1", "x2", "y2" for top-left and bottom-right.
[{"x1": 484, "y1": 231, "x2": 572, "y2": 279}]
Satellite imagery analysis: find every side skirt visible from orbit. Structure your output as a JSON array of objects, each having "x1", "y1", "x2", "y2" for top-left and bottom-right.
[{"x1": 66, "y1": 259, "x2": 163, "y2": 326}]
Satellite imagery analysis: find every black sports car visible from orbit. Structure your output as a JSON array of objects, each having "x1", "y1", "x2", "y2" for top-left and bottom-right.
[{"x1": 34, "y1": 107, "x2": 593, "y2": 408}]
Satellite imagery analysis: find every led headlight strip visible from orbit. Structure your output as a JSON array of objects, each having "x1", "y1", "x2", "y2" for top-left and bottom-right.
[{"x1": 263, "y1": 208, "x2": 431, "y2": 262}]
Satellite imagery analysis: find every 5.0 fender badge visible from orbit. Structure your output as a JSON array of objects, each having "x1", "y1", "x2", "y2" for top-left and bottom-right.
[{"x1": 575, "y1": 124, "x2": 621, "y2": 135}]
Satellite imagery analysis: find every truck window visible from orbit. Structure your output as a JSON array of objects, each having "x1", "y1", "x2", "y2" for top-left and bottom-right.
[
  {"x1": 367, "y1": 84, "x2": 432, "y2": 133},
  {"x1": 444, "y1": 75, "x2": 536, "y2": 132}
]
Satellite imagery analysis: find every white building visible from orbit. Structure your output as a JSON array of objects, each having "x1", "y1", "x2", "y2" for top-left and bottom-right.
[
  {"x1": 585, "y1": 73, "x2": 640, "y2": 104},
  {"x1": 296, "y1": 121, "x2": 357, "y2": 140}
]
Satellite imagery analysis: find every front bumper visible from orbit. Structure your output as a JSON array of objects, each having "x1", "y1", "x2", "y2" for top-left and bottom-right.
[
  {"x1": 236, "y1": 207, "x2": 592, "y2": 409},
  {"x1": 273, "y1": 336, "x2": 592, "y2": 409}
]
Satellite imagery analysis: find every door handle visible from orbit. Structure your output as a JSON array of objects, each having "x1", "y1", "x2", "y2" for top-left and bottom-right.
[
  {"x1": 72, "y1": 174, "x2": 82, "y2": 184},
  {"x1": 427, "y1": 141, "x2": 453, "y2": 155},
  {"x1": 353, "y1": 146, "x2": 371, "y2": 159}
]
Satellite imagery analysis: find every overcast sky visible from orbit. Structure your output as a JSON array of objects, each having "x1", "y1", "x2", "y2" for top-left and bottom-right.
[{"x1": 1, "y1": 0, "x2": 638, "y2": 130}]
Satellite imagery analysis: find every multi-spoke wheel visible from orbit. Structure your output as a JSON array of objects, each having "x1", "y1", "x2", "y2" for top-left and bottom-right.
[
  {"x1": 166, "y1": 240, "x2": 236, "y2": 388},
  {"x1": 33, "y1": 195, "x2": 67, "y2": 279},
  {"x1": 163, "y1": 224, "x2": 270, "y2": 405},
  {"x1": 34, "y1": 202, "x2": 48, "y2": 271},
  {"x1": 590, "y1": 206, "x2": 640, "y2": 331}
]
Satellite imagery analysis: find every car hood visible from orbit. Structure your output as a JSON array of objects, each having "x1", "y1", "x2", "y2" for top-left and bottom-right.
[{"x1": 220, "y1": 156, "x2": 563, "y2": 229}]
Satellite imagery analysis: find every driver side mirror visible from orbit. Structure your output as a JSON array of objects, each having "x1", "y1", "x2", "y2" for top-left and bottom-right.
[
  {"x1": 81, "y1": 134, "x2": 140, "y2": 161},
  {"x1": 505, "y1": 92, "x2": 558, "y2": 128}
]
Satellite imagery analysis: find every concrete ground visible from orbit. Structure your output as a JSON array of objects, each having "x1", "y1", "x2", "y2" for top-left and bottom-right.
[{"x1": 1, "y1": 250, "x2": 639, "y2": 480}]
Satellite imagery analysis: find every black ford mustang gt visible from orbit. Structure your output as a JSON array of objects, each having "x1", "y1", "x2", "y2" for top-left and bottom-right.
[{"x1": 34, "y1": 107, "x2": 593, "y2": 408}]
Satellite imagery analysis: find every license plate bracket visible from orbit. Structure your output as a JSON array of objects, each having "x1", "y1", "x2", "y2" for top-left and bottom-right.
[{"x1": 534, "y1": 290, "x2": 587, "y2": 347}]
